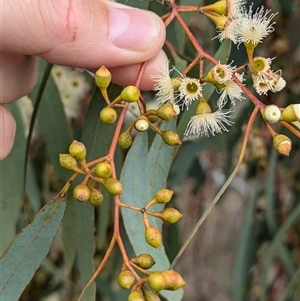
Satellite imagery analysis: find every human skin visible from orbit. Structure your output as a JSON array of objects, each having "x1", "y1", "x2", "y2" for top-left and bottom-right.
[{"x1": 0, "y1": 0, "x2": 168, "y2": 159}]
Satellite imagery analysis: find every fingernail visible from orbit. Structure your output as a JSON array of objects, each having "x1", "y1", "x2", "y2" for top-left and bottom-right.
[{"x1": 109, "y1": 8, "x2": 162, "y2": 51}]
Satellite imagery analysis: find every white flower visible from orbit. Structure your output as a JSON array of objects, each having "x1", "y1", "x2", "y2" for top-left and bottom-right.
[
  {"x1": 178, "y1": 77, "x2": 202, "y2": 108},
  {"x1": 251, "y1": 56, "x2": 273, "y2": 82},
  {"x1": 252, "y1": 69, "x2": 285, "y2": 95},
  {"x1": 226, "y1": 0, "x2": 247, "y2": 18},
  {"x1": 211, "y1": 63, "x2": 235, "y2": 84},
  {"x1": 214, "y1": 17, "x2": 239, "y2": 43},
  {"x1": 184, "y1": 98, "x2": 235, "y2": 138},
  {"x1": 151, "y1": 62, "x2": 177, "y2": 105},
  {"x1": 217, "y1": 73, "x2": 245, "y2": 106},
  {"x1": 270, "y1": 73, "x2": 286, "y2": 93},
  {"x1": 234, "y1": 5, "x2": 277, "y2": 46}
]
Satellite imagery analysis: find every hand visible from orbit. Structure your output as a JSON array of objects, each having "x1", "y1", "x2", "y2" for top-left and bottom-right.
[{"x1": 0, "y1": 0, "x2": 167, "y2": 159}]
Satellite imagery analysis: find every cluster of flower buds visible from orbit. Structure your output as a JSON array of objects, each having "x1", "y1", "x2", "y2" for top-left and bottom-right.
[
  {"x1": 261, "y1": 104, "x2": 300, "y2": 156},
  {"x1": 138, "y1": 189, "x2": 182, "y2": 249},
  {"x1": 59, "y1": 140, "x2": 123, "y2": 205},
  {"x1": 118, "y1": 103, "x2": 181, "y2": 150},
  {"x1": 118, "y1": 252, "x2": 185, "y2": 300},
  {"x1": 263, "y1": 104, "x2": 300, "y2": 124},
  {"x1": 95, "y1": 65, "x2": 141, "y2": 125}
]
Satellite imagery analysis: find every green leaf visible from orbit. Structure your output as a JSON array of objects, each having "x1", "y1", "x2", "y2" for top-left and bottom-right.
[
  {"x1": 120, "y1": 133, "x2": 183, "y2": 301},
  {"x1": 31, "y1": 60, "x2": 73, "y2": 189},
  {"x1": 147, "y1": 120, "x2": 177, "y2": 229},
  {"x1": 148, "y1": 120, "x2": 176, "y2": 195},
  {"x1": 0, "y1": 195, "x2": 66, "y2": 301},
  {"x1": 25, "y1": 161, "x2": 41, "y2": 214},
  {"x1": 0, "y1": 102, "x2": 26, "y2": 254},
  {"x1": 260, "y1": 202, "x2": 300, "y2": 301},
  {"x1": 232, "y1": 191, "x2": 260, "y2": 301},
  {"x1": 265, "y1": 148, "x2": 279, "y2": 235},
  {"x1": 168, "y1": 138, "x2": 216, "y2": 187},
  {"x1": 75, "y1": 201, "x2": 95, "y2": 301},
  {"x1": 62, "y1": 199, "x2": 77, "y2": 273}
]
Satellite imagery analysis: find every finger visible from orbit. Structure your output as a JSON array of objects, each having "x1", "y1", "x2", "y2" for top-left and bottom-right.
[
  {"x1": 0, "y1": 105, "x2": 16, "y2": 160},
  {"x1": 2, "y1": 0, "x2": 166, "y2": 69},
  {"x1": 0, "y1": 52, "x2": 38, "y2": 104}
]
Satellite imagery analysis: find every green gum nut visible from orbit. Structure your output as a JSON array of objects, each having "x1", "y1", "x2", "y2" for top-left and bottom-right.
[
  {"x1": 102, "y1": 178, "x2": 123, "y2": 195},
  {"x1": 59, "y1": 154, "x2": 79, "y2": 171},
  {"x1": 158, "y1": 208, "x2": 182, "y2": 223},
  {"x1": 142, "y1": 287, "x2": 161, "y2": 301},
  {"x1": 162, "y1": 130, "x2": 181, "y2": 146},
  {"x1": 128, "y1": 291, "x2": 145, "y2": 301},
  {"x1": 95, "y1": 161, "x2": 113, "y2": 178},
  {"x1": 160, "y1": 270, "x2": 186, "y2": 291},
  {"x1": 157, "y1": 103, "x2": 177, "y2": 121},
  {"x1": 121, "y1": 86, "x2": 140, "y2": 103},
  {"x1": 145, "y1": 226, "x2": 162, "y2": 249},
  {"x1": 88, "y1": 188, "x2": 104, "y2": 207},
  {"x1": 118, "y1": 131, "x2": 133, "y2": 150},
  {"x1": 155, "y1": 189, "x2": 173, "y2": 204},
  {"x1": 148, "y1": 273, "x2": 166, "y2": 292},
  {"x1": 73, "y1": 184, "x2": 91, "y2": 202},
  {"x1": 95, "y1": 65, "x2": 112, "y2": 90},
  {"x1": 118, "y1": 270, "x2": 136, "y2": 289},
  {"x1": 69, "y1": 140, "x2": 86, "y2": 161},
  {"x1": 100, "y1": 107, "x2": 117, "y2": 124},
  {"x1": 131, "y1": 254, "x2": 156, "y2": 269}
]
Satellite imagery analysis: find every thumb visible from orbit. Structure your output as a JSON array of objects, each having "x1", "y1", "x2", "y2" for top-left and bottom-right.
[
  {"x1": 0, "y1": 105, "x2": 16, "y2": 160},
  {"x1": 2, "y1": 0, "x2": 166, "y2": 68}
]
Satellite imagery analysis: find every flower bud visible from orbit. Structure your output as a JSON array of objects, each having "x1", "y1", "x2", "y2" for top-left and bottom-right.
[
  {"x1": 201, "y1": 0, "x2": 227, "y2": 15},
  {"x1": 157, "y1": 208, "x2": 182, "y2": 223},
  {"x1": 171, "y1": 78, "x2": 182, "y2": 91},
  {"x1": 59, "y1": 154, "x2": 80, "y2": 172},
  {"x1": 154, "y1": 189, "x2": 173, "y2": 204},
  {"x1": 251, "y1": 57, "x2": 271, "y2": 74},
  {"x1": 160, "y1": 270, "x2": 186, "y2": 291},
  {"x1": 273, "y1": 134, "x2": 292, "y2": 156},
  {"x1": 100, "y1": 107, "x2": 117, "y2": 124},
  {"x1": 95, "y1": 161, "x2": 113, "y2": 178},
  {"x1": 95, "y1": 66, "x2": 112, "y2": 90},
  {"x1": 157, "y1": 103, "x2": 177, "y2": 121},
  {"x1": 162, "y1": 130, "x2": 181, "y2": 146},
  {"x1": 128, "y1": 291, "x2": 145, "y2": 301},
  {"x1": 280, "y1": 104, "x2": 300, "y2": 122},
  {"x1": 88, "y1": 188, "x2": 104, "y2": 207},
  {"x1": 148, "y1": 115, "x2": 159, "y2": 123},
  {"x1": 263, "y1": 105, "x2": 281, "y2": 123},
  {"x1": 102, "y1": 178, "x2": 123, "y2": 195},
  {"x1": 145, "y1": 226, "x2": 162, "y2": 249},
  {"x1": 121, "y1": 86, "x2": 140, "y2": 103},
  {"x1": 118, "y1": 130, "x2": 134, "y2": 150},
  {"x1": 118, "y1": 270, "x2": 136, "y2": 289},
  {"x1": 135, "y1": 119, "x2": 149, "y2": 132},
  {"x1": 73, "y1": 184, "x2": 91, "y2": 202},
  {"x1": 131, "y1": 254, "x2": 156, "y2": 270},
  {"x1": 148, "y1": 273, "x2": 166, "y2": 291},
  {"x1": 69, "y1": 140, "x2": 86, "y2": 161},
  {"x1": 142, "y1": 287, "x2": 161, "y2": 301}
]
